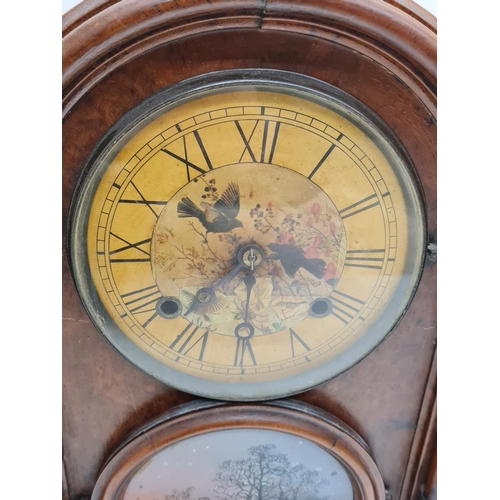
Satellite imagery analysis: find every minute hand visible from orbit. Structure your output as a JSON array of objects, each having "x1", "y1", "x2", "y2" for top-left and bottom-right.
[{"x1": 185, "y1": 263, "x2": 244, "y2": 315}]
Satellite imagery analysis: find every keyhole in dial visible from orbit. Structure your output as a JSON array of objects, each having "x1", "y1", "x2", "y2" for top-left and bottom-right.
[
  {"x1": 309, "y1": 298, "x2": 332, "y2": 318},
  {"x1": 157, "y1": 297, "x2": 182, "y2": 319}
]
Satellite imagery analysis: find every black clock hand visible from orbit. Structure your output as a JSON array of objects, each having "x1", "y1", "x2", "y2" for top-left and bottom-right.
[
  {"x1": 184, "y1": 244, "x2": 264, "y2": 316},
  {"x1": 234, "y1": 272, "x2": 256, "y2": 340},
  {"x1": 185, "y1": 262, "x2": 244, "y2": 315},
  {"x1": 242, "y1": 272, "x2": 256, "y2": 323}
]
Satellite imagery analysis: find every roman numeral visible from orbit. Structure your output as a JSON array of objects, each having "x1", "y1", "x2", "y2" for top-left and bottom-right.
[
  {"x1": 236, "y1": 120, "x2": 259, "y2": 162},
  {"x1": 108, "y1": 234, "x2": 151, "y2": 256},
  {"x1": 169, "y1": 324, "x2": 198, "y2": 350},
  {"x1": 169, "y1": 324, "x2": 210, "y2": 361},
  {"x1": 120, "y1": 285, "x2": 162, "y2": 327},
  {"x1": 118, "y1": 200, "x2": 167, "y2": 206},
  {"x1": 161, "y1": 147, "x2": 208, "y2": 175},
  {"x1": 235, "y1": 120, "x2": 281, "y2": 164},
  {"x1": 193, "y1": 130, "x2": 213, "y2": 170},
  {"x1": 329, "y1": 290, "x2": 365, "y2": 324},
  {"x1": 234, "y1": 338, "x2": 257, "y2": 369},
  {"x1": 289, "y1": 329, "x2": 310, "y2": 361},
  {"x1": 266, "y1": 121, "x2": 281, "y2": 164},
  {"x1": 339, "y1": 194, "x2": 380, "y2": 219},
  {"x1": 161, "y1": 129, "x2": 214, "y2": 180},
  {"x1": 130, "y1": 181, "x2": 162, "y2": 219},
  {"x1": 308, "y1": 144, "x2": 336, "y2": 179},
  {"x1": 345, "y1": 249, "x2": 387, "y2": 270},
  {"x1": 109, "y1": 258, "x2": 152, "y2": 263},
  {"x1": 108, "y1": 233, "x2": 151, "y2": 263}
]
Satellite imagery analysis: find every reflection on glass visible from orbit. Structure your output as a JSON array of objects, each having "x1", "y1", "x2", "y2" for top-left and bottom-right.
[{"x1": 124, "y1": 429, "x2": 353, "y2": 500}]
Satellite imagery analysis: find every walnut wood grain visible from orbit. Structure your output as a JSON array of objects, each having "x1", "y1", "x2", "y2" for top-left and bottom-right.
[
  {"x1": 382, "y1": 0, "x2": 436, "y2": 32},
  {"x1": 62, "y1": 2, "x2": 436, "y2": 498},
  {"x1": 62, "y1": 0, "x2": 122, "y2": 37},
  {"x1": 62, "y1": 0, "x2": 436, "y2": 119}
]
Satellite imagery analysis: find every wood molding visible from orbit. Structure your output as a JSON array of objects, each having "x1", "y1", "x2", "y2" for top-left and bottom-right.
[
  {"x1": 62, "y1": 0, "x2": 437, "y2": 39},
  {"x1": 382, "y1": 0, "x2": 436, "y2": 32},
  {"x1": 62, "y1": 459, "x2": 70, "y2": 500},
  {"x1": 62, "y1": 0, "x2": 122, "y2": 37},
  {"x1": 91, "y1": 400, "x2": 386, "y2": 500},
  {"x1": 399, "y1": 348, "x2": 437, "y2": 500},
  {"x1": 62, "y1": 0, "x2": 436, "y2": 119}
]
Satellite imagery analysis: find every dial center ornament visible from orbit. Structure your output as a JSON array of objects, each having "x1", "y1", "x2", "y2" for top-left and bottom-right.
[
  {"x1": 70, "y1": 70, "x2": 426, "y2": 400},
  {"x1": 152, "y1": 163, "x2": 347, "y2": 337}
]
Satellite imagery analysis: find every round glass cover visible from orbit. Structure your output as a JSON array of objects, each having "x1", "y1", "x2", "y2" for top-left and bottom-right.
[{"x1": 70, "y1": 70, "x2": 425, "y2": 400}]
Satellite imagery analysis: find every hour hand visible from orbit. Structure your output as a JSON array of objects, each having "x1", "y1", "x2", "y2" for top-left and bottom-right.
[{"x1": 184, "y1": 244, "x2": 264, "y2": 316}]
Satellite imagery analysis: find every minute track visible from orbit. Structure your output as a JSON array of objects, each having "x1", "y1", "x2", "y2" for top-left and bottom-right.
[{"x1": 99, "y1": 103, "x2": 394, "y2": 360}]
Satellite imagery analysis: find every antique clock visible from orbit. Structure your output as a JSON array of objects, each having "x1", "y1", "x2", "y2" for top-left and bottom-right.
[{"x1": 63, "y1": 1, "x2": 436, "y2": 499}]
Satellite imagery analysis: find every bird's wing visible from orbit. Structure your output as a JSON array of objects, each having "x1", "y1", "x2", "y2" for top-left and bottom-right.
[
  {"x1": 284, "y1": 259, "x2": 302, "y2": 278},
  {"x1": 212, "y1": 182, "x2": 240, "y2": 219},
  {"x1": 200, "y1": 202, "x2": 220, "y2": 223},
  {"x1": 274, "y1": 245, "x2": 304, "y2": 278},
  {"x1": 181, "y1": 289, "x2": 196, "y2": 306}
]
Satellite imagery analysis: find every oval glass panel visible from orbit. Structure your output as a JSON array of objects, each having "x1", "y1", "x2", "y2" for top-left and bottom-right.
[{"x1": 123, "y1": 429, "x2": 354, "y2": 500}]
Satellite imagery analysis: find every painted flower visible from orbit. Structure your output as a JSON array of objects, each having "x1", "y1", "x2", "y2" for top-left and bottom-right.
[
  {"x1": 312, "y1": 235, "x2": 323, "y2": 248},
  {"x1": 311, "y1": 202, "x2": 321, "y2": 214},
  {"x1": 304, "y1": 246, "x2": 320, "y2": 259},
  {"x1": 277, "y1": 232, "x2": 294, "y2": 244},
  {"x1": 323, "y1": 262, "x2": 337, "y2": 281},
  {"x1": 329, "y1": 221, "x2": 337, "y2": 235},
  {"x1": 306, "y1": 218, "x2": 313, "y2": 227}
]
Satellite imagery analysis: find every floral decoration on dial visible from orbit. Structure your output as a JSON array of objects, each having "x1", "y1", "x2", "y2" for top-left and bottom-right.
[{"x1": 152, "y1": 163, "x2": 347, "y2": 336}]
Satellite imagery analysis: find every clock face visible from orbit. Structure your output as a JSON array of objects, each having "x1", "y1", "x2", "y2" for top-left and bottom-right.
[{"x1": 70, "y1": 70, "x2": 425, "y2": 400}]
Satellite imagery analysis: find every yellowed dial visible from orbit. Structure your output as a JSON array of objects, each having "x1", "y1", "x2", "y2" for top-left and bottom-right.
[{"x1": 70, "y1": 71, "x2": 425, "y2": 400}]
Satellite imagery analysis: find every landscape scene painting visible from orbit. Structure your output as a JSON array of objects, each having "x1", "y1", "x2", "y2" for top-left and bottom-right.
[{"x1": 124, "y1": 429, "x2": 353, "y2": 500}]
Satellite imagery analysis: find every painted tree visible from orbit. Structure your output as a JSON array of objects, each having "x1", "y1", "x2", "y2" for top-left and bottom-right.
[
  {"x1": 164, "y1": 486, "x2": 210, "y2": 500},
  {"x1": 213, "y1": 444, "x2": 330, "y2": 500},
  {"x1": 275, "y1": 465, "x2": 330, "y2": 500}
]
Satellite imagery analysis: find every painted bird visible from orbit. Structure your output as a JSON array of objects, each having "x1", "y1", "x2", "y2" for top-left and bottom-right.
[
  {"x1": 177, "y1": 182, "x2": 243, "y2": 233},
  {"x1": 268, "y1": 243, "x2": 326, "y2": 279}
]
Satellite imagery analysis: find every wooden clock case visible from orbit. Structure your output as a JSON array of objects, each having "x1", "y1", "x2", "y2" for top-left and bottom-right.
[{"x1": 62, "y1": 1, "x2": 436, "y2": 499}]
